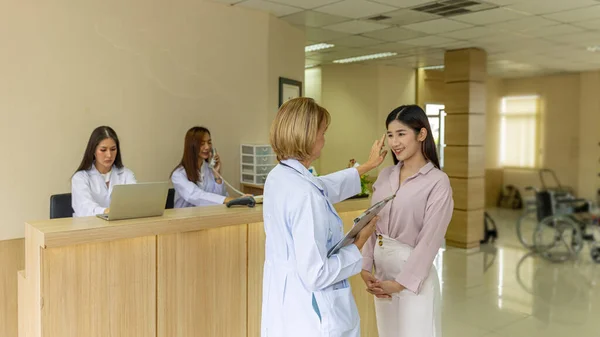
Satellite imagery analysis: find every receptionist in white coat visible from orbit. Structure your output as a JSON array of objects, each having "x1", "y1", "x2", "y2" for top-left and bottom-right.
[
  {"x1": 261, "y1": 97, "x2": 387, "y2": 337},
  {"x1": 71, "y1": 126, "x2": 137, "y2": 217},
  {"x1": 170, "y1": 126, "x2": 234, "y2": 207}
]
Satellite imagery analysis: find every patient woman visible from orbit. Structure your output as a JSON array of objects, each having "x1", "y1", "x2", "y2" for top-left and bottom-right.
[{"x1": 361, "y1": 105, "x2": 454, "y2": 337}]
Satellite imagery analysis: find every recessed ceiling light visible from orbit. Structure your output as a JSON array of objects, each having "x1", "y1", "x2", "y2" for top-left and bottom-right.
[
  {"x1": 420, "y1": 65, "x2": 444, "y2": 70},
  {"x1": 305, "y1": 43, "x2": 335, "y2": 53},
  {"x1": 333, "y1": 52, "x2": 398, "y2": 64},
  {"x1": 587, "y1": 46, "x2": 600, "y2": 52}
]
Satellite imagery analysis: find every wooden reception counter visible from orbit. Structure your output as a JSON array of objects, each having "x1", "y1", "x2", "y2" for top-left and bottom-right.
[{"x1": 18, "y1": 198, "x2": 379, "y2": 337}]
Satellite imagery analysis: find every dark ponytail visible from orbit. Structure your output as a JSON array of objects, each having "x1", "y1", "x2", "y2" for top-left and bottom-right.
[{"x1": 385, "y1": 105, "x2": 440, "y2": 169}]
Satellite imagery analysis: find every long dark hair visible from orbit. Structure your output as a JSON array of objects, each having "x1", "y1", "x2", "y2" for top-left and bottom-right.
[
  {"x1": 385, "y1": 105, "x2": 440, "y2": 169},
  {"x1": 75, "y1": 126, "x2": 123, "y2": 173},
  {"x1": 171, "y1": 126, "x2": 211, "y2": 182}
]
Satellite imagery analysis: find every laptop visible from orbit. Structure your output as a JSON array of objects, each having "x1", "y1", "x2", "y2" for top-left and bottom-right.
[{"x1": 96, "y1": 182, "x2": 170, "y2": 221}]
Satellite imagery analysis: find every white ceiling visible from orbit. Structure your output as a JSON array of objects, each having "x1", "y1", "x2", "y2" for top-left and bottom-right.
[{"x1": 212, "y1": 0, "x2": 600, "y2": 78}]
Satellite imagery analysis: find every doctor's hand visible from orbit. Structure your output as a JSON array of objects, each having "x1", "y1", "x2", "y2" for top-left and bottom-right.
[
  {"x1": 357, "y1": 134, "x2": 388, "y2": 176},
  {"x1": 354, "y1": 216, "x2": 378, "y2": 250}
]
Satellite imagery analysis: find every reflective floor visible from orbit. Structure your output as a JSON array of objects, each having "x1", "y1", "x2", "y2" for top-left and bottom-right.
[{"x1": 439, "y1": 208, "x2": 600, "y2": 337}]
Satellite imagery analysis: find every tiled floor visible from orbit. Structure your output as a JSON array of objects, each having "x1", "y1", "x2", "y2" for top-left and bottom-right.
[{"x1": 438, "y1": 208, "x2": 600, "y2": 337}]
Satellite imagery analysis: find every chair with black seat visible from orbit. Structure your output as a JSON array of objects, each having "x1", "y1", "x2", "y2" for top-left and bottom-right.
[
  {"x1": 50, "y1": 193, "x2": 74, "y2": 219},
  {"x1": 165, "y1": 188, "x2": 175, "y2": 209}
]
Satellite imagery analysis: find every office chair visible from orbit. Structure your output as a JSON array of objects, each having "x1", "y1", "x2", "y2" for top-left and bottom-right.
[
  {"x1": 165, "y1": 188, "x2": 175, "y2": 209},
  {"x1": 50, "y1": 193, "x2": 74, "y2": 219}
]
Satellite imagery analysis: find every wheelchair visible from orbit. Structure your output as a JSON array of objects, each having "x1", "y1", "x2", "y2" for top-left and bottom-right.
[{"x1": 516, "y1": 170, "x2": 600, "y2": 263}]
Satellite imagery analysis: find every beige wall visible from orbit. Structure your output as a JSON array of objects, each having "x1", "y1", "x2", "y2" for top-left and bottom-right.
[
  {"x1": 486, "y1": 74, "x2": 582, "y2": 194},
  {"x1": 305, "y1": 67, "x2": 322, "y2": 105},
  {"x1": 416, "y1": 68, "x2": 445, "y2": 107},
  {"x1": 0, "y1": 0, "x2": 304, "y2": 241},
  {"x1": 318, "y1": 64, "x2": 416, "y2": 176},
  {"x1": 485, "y1": 77, "x2": 503, "y2": 170},
  {"x1": 305, "y1": 67, "x2": 323, "y2": 172},
  {"x1": 483, "y1": 71, "x2": 600, "y2": 201},
  {"x1": 578, "y1": 71, "x2": 600, "y2": 201}
]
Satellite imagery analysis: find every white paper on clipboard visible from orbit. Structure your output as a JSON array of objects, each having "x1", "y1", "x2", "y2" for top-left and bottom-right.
[{"x1": 327, "y1": 194, "x2": 396, "y2": 258}]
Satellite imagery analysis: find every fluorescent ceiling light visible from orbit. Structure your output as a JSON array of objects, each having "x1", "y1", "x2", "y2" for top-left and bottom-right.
[
  {"x1": 421, "y1": 65, "x2": 444, "y2": 70},
  {"x1": 305, "y1": 43, "x2": 334, "y2": 52},
  {"x1": 305, "y1": 64, "x2": 319, "y2": 69},
  {"x1": 587, "y1": 45, "x2": 600, "y2": 52},
  {"x1": 333, "y1": 52, "x2": 397, "y2": 64}
]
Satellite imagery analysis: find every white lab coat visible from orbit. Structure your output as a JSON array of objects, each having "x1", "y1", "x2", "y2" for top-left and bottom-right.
[
  {"x1": 71, "y1": 165, "x2": 137, "y2": 217},
  {"x1": 261, "y1": 159, "x2": 363, "y2": 337},
  {"x1": 171, "y1": 164, "x2": 228, "y2": 208}
]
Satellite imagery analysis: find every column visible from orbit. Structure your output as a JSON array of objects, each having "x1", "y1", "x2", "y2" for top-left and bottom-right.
[{"x1": 444, "y1": 48, "x2": 487, "y2": 249}]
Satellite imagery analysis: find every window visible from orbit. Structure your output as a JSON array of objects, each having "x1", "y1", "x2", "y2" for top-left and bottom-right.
[
  {"x1": 425, "y1": 104, "x2": 446, "y2": 169},
  {"x1": 499, "y1": 96, "x2": 540, "y2": 168}
]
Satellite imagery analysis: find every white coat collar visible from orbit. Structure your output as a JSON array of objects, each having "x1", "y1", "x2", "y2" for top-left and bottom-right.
[
  {"x1": 280, "y1": 159, "x2": 325, "y2": 193},
  {"x1": 89, "y1": 163, "x2": 123, "y2": 176}
]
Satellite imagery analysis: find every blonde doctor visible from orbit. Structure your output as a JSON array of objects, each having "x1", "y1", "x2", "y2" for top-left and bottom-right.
[
  {"x1": 261, "y1": 97, "x2": 387, "y2": 337},
  {"x1": 71, "y1": 126, "x2": 137, "y2": 217}
]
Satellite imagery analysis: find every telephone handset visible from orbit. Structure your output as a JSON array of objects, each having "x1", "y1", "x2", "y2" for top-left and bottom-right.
[{"x1": 209, "y1": 147, "x2": 217, "y2": 168}]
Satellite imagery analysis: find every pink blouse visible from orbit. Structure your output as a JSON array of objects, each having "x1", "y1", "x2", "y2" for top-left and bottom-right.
[{"x1": 361, "y1": 161, "x2": 454, "y2": 294}]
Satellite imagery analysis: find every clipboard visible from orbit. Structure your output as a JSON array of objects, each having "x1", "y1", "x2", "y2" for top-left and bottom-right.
[{"x1": 327, "y1": 194, "x2": 396, "y2": 258}]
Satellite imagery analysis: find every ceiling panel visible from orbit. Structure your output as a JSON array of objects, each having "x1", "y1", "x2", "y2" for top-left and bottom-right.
[
  {"x1": 438, "y1": 26, "x2": 498, "y2": 39},
  {"x1": 236, "y1": 0, "x2": 303, "y2": 17},
  {"x1": 364, "y1": 41, "x2": 420, "y2": 53},
  {"x1": 487, "y1": 16, "x2": 561, "y2": 32},
  {"x1": 323, "y1": 20, "x2": 390, "y2": 34},
  {"x1": 267, "y1": 0, "x2": 343, "y2": 10},
  {"x1": 327, "y1": 35, "x2": 387, "y2": 47},
  {"x1": 314, "y1": 0, "x2": 399, "y2": 19},
  {"x1": 361, "y1": 26, "x2": 426, "y2": 41},
  {"x1": 368, "y1": 0, "x2": 433, "y2": 8},
  {"x1": 211, "y1": 0, "x2": 244, "y2": 4},
  {"x1": 402, "y1": 19, "x2": 473, "y2": 34},
  {"x1": 302, "y1": 27, "x2": 353, "y2": 41},
  {"x1": 507, "y1": 0, "x2": 599, "y2": 15},
  {"x1": 543, "y1": 5, "x2": 600, "y2": 23},
  {"x1": 402, "y1": 35, "x2": 457, "y2": 46},
  {"x1": 520, "y1": 23, "x2": 586, "y2": 37},
  {"x1": 280, "y1": 11, "x2": 351, "y2": 27},
  {"x1": 211, "y1": 0, "x2": 600, "y2": 76},
  {"x1": 376, "y1": 9, "x2": 441, "y2": 25},
  {"x1": 573, "y1": 19, "x2": 600, "y2": 30},
  {"x1": 452, "y1": 8, "x2": 530, "y2": 25}
]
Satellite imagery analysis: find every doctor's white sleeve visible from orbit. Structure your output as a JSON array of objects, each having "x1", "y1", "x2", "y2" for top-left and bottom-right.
[
  {"x1": 316, "y1": 168, "x2": 361, "y2": 204},
  {"x1": 290, "y1": 191, "x2": 363, "y2": 292},
  {"x1": 71, "y1": 173, "x2": 106, "y2": 216},
  {"x1": 171, "y1": 169, "x2": 227, "y2": 205}
]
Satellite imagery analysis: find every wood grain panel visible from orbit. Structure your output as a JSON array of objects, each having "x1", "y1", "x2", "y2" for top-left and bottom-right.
[
  {"x1": 445, "y1": 114, "x2": 486, "y2": 146},
  {"x1": 449, "y1": 177, "x2": 485, "y2": 211},
  {"x1": 0, "y1": 238, "x2": 24, "y2": 337},
  {"x1": 444, "y1": 82, "x2": 486, "y2": 114},
  {"x1": 28, "y1": 199, "x2": 370, "y2": 248},
  {"x1": 443, "y1": 146, "x2": 485, "y2": 178},
  {"x1": 445, "y1": 209, "x2": 484, "y2": 249},
  {"x1": 157, "y1": 225, "x2": 247, "y2": 337},
  {"x1": 247, "y1": 222, "x2": 265, "y2": 337},
  {"x1": 444, "y1": 48, "x2": 487, "y2": 83},
  {"x1": 40, "y1": 237, "x2": 156, "y2": 337}
]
